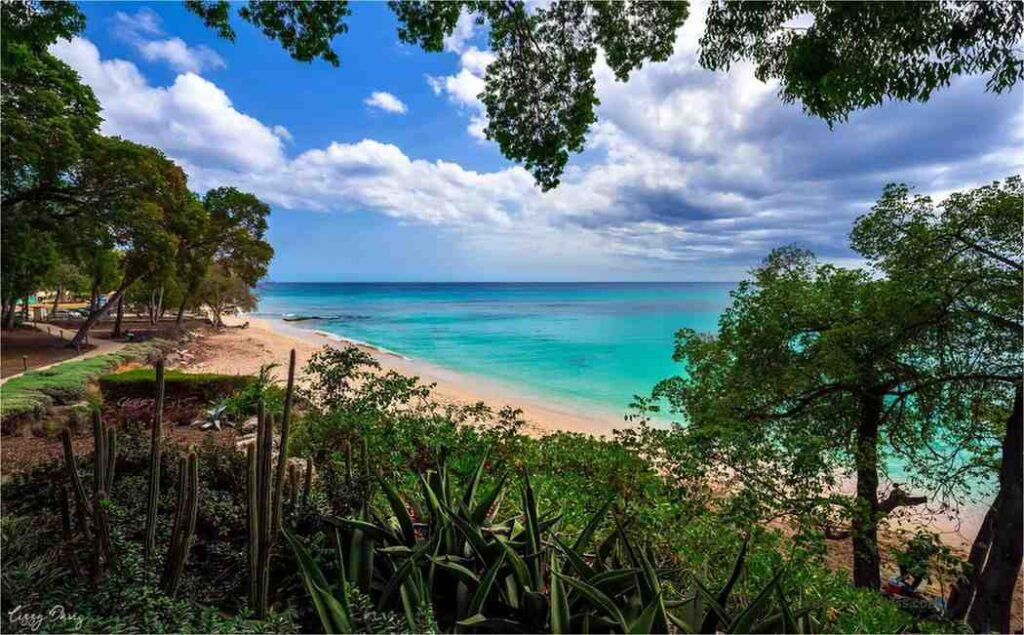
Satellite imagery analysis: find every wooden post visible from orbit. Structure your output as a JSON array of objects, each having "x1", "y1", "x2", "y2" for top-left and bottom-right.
[{"x1": 22, "y1": 355, "x2": 27, "y2": 371}]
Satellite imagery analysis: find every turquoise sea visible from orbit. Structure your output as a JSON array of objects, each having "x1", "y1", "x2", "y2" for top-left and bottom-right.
[{"x1": 255, "y1": 282, "x2": 734, "y2": 414}]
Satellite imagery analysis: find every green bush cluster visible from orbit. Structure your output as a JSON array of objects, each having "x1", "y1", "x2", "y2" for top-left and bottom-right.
[
  {"x1": 0, "y1": 339, "x2": 175, "y2": 423},
  {"x1": 98, "y1": 368, "x2": 252, "y2": 403}
]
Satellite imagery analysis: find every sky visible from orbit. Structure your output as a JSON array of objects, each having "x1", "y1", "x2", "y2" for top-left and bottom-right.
[{"x1": 52, "y1": 2, "x2": 1024, "y2": 282}]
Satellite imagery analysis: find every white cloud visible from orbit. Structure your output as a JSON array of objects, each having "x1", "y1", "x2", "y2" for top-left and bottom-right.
[
  {"x1": 52, "y1": 23, "x2": 1023, "y2": 279},
  {"x1": 364, "y1": 91, "x2": 408, "y2": 114},
  {"x1": 272, "y1": 125, "x2": 293, "y2": 142},
  {"x1": 443, "y1": 10, "x2": 477, "y2": 54},
  {"x1": 51, "y1": 38, "x2": 282, "y2": 172},
  {"x1": 112, "y1": 8, "x2": 225, "y2": 74},
  {"x1": 427, "y1": 47, "x2": 493, "y2": 140}
]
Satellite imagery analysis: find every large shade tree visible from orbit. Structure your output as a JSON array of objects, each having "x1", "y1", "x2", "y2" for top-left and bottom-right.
[
  {"x1": 851, "y1": 176, "x2": 1022, "y2": 633},
  {"x1": 64, "y1": 137, "x2": 194, "y2": 348},
  {"x1": 652, "y1": 246, "x2": 985, "y2": 590},
  {"x1": 173, "y1": 187, "x2": 273, "y2": 327},
  {"x1": 700, "y1": 1, "x2": 1024, "y2": 124}
]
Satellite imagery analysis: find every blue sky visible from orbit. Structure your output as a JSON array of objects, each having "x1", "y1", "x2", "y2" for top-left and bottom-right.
[{"x1": 54, "y1": 2, "x2": 1023, "y2": 282}]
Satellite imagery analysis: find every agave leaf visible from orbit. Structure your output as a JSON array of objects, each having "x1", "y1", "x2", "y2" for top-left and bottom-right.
[
  {"x1": 692, "y1": 575, "x2": 730, "y2": 632},
  {"x1": 574, "y1": 495, "x2": 615, "y2": 553},
  {"x1": 750, "y1": 606, "x2": 818, "y2": 634},
  {"x1": 728, "y1": 570, "x2": 784, "y2": 634},
  {"x1": 332, "y1": 528, "x2": 350, "y2": 615},
  {"x1": 552, "y1": 534, "x2": 596, "y2": 580},
  {"x1": 666, "y1": 610, "x2": 695, "y2": 634},
  {"x1": 628, "y1": 593, "x2": 665, "y2": 634},
  {"x1": 379, "y1": 476, "x2": 417, "y2": 546},
  {"x1": 327, "y1": 516, "x2": 397, "y2": 544},
  {"x1": 463, "y1": 448, "x2": 490, "y2": 510},
  {"x1": 284, "y1": 528, "x2": 352, "y2": 633},
  {"x1": 456, "y1": 614, "x2": 527, "y2": 633},
  {"x1": 377, "y1": 540, "x2": 431, "y2": 610},
  {"x1": 555, "y1": 572, "x2": 629, "y2": 633},
  {"x1": 468, "y1": 553, "x2": 506, "y2": 617},
  {"x1": 448, "y1": 506, "x2": 493, "y2": 563},
  {"x1": 429, "y1": 556, "x2": 481, "y2": 587},
  {"x1": 496, "y1": 536, "x2": 533, "y2": 591},
  {"x1": 589, "y1": 568, "x2": 640, "y2": 597},
  {"x1": 550, "y1": 553, "x2": 571, "y2": 634},
  {"x1": 521, "y1": 469, "x2": 543, "y2": 589},
  {"x1": 700, "y1": 538, "x2": 748, "y2": 634}
]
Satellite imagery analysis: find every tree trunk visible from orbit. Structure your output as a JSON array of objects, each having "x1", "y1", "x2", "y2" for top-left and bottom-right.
[
  {"x1": 175, "y1": 297, "x2": 188, "y2": 327},
  {"x1": 1, "y1": 294, "x2": 15, "y2": 329},
  {"x1": 21, "y1": 295, "x2": 29, "y2": 321},
  {"x1": 112, "y1": 295, "x2": 125, "y2": 338},
  {"x1": 947, "y1": 493, "x2": 999, "y2": 619},
  {"x1": 89, "y1": 281, "x2": 99, "y2": 313},
  {"x1": 68, "y1": 276, "x2": 137, "y2": 349},
  {"x1": 965, "y1": 382, "x2": 1023, "y2": 633},
  {"x1": 156, "y1": 285, "x2": 164, "y2": 322},
  {"x1": 51, "y1": 286, "x2": 63, "y2": 316},
  {"x1": 852, "y1": 388, "x2": 883, "y2": 589}
]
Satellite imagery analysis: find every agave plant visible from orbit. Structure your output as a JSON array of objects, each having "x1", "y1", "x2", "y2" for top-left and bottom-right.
[{"x1": 286, "y1": 449, "x2": 818, "y2": 634}]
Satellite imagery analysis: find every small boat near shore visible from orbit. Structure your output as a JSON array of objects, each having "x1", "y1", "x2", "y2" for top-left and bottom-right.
[{"x1": 282, "y1": 313, "x2": 321, "y2": 322}]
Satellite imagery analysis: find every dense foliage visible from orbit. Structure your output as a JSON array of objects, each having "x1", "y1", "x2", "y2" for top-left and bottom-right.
[
  {"x1": 700, "y1": 1, "x2": 1024, "y2": 123},
  {"x1": 645, "y1": 177, "x2": 1021, "y2": 631}
]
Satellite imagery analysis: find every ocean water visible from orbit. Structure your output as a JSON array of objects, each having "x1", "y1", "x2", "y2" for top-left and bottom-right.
[{"x1": 255, "y1": 282, "x2": 734, "y2": 414}]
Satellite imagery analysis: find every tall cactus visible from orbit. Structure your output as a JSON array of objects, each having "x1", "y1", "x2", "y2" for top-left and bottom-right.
[
  {"x1": 271, "y1": 349, "x2": 296, "y2": 535},
  {"x1": 58, "y1": 411, "x2": 117, "y2": 580},
  {"x1": 162, "y1": 447, "x2": 199, "y2": 597},
  {"x1": 144, "y1": 359, "x2": 166, "y2": 561},
  {"x1": 248, "y1": 402, "x2": 275, "y2": 618}
]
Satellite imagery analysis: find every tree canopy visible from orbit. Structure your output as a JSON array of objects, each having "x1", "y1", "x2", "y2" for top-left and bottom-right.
[
  {"x1": 700, "y1": 1, "x2": 1024, "y2": 123},
  {"x1": 651, "y1": 177, "x2": 1022, "y2": 597}
]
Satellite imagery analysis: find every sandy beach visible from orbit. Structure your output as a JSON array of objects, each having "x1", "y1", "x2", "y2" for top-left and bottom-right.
[
  {"x1": 171, "y1": 315, "x2": 1021, "y2": 614},
  {"x1": 176, "y1": 314, "x2": 628, "y2": 437}
]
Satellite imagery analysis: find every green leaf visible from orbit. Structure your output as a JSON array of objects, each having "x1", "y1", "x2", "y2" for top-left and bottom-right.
[
  {"x1": 555, "y1": 572, "x2": 629, "y2": 632},
  {"x1": 629, "y1": 593, "x2": 664, "y2": 634},
  {"x1": 468, "y1": 553, "x2": 506, "y2": 617},
  {"x1": 550, "y1": 554, "x2": 571, "y2": 634},
  {"x1": 327, "y1": 515, "x2": 397, "y2": 543},
  {"x1": 284, "y1": 528, "x2": 352, "y2": 633},
  {"x1": 463, "y1": 448, "x2": 489, "y2": 509},
  {"x1": 379, "y1": 476, "x2": 417, "y2": 546},
  {"x1": 456, "y1": 614, "x2": 527, "y2": 633},
  {"x1": 552, "y1": 533, "x2": 596, "y2": 580},
  {"x1": 728, "y1": 570, "x2": 784, "y2": 634},
  {"x1": 428, "y1": 556, "x2": 481, "y2": 587},
  {"x1": 701, "y1": 537, "x2": 747, "y2": 633},
  {"x1": 573, "y1": 495, "x2": 615, "y2": 552}
]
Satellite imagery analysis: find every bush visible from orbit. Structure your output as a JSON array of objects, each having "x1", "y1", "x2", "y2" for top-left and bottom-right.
[
  {"x1": 0, "y1": 340, "x2": 175, "y2": 425},
  {"x1": 99, "y1": 368, "x2": 252, "y2": 403}
]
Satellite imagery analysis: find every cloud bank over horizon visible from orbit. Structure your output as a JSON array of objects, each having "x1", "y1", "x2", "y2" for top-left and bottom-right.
[{"x1": 51, "y1": 8, "x2": 1024, "y2": 281}]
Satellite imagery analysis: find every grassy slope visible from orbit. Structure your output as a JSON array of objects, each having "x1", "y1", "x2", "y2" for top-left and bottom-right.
[{"x1": 0, "y1": 339, "x2": 176, "y2": 421}]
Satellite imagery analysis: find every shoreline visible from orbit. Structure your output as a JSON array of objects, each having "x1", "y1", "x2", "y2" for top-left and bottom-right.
[
  {"x1": 179, "y1": 316, "x2": 998, "y2": 548},
  {"x1": 183, "y1": 314, "x2": 628, "y2": 437}
]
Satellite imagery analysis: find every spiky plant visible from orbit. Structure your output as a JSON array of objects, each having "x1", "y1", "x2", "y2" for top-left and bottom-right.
[{"x1": 161, "y1": 446, "x2": 199, "y2": 597}]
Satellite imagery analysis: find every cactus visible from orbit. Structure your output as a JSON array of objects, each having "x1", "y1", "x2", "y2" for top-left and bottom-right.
[
  {"x1": 248, "y1": 402, "x2": 276, "y2": 618},
  {"x1": 162, "y1": 447, "x2": 199, "y2": 596},
  {"x1": 57, "y1": 486, "x2": 83, "y2": 581},
  {"x1": 271, "y1": 349, "x2": 296, "y2": 536},
  {"x1": 144, "y1": 359, "x2": 166, "y2": 561},
  {"x1": 287, "y1": 462, "x2": 299, "y2": 514},
  {"x1": 58, "y1": 411, "x2": 117, "y2": 580}
]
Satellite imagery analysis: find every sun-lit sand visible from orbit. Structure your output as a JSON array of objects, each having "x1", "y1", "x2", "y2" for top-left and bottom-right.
[{"x1": 176, "y1": 314, "x2": 627, "y2": 437}]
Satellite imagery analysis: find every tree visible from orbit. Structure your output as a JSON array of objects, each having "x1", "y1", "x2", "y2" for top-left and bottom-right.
[
  {"x1": 64, "y1": 137, "x2": 193, "y2": 348},
  {"x1": 2, "y1": 1, "x2": 99, "y2": 212},
  {"x1": 652, "y1": 245, "x2": 993, "y2": 590},
  {"x1": 196, "y1": 262, "x2": 258, "y2": 327},
  {"x1": 43, "y1": 260, "x2": 89, "y2": 315},
  {"x1": 173, "y1": 187, "x2": 273, "y2": 327},
  {"x1": 186, "y1": 1, "x2": 688, "y2": 190},
  {"x1": 851, "y1": 177, "x2": 1022, "y2": 633},
  {"x1": 699, "y1": 1, "x2": 1024, "y2": 124},
  {"x1": 0, "y1": 219, "x2": 58, "y2": 328}
]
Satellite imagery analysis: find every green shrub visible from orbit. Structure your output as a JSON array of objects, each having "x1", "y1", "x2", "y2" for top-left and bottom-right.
[
  {"x1": 0, "y1": 340, "x2": 175, "y2": 423},
  {"x1": 99, "y1": 368, "x2": 252, "y2": 403}
]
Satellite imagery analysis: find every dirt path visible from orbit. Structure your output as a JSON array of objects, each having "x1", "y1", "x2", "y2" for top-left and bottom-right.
[{"x1": 0, "y1": 322, "x2": 126, "y2": 385}]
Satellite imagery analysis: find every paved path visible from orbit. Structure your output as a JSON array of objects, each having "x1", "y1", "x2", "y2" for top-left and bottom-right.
[{"x1": 0, "y1": 323, "x2": 127, "y2": 385}]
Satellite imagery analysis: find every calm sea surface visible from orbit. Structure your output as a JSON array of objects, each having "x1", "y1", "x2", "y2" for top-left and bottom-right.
[{"x1": 255, "y1": 282, "x2": 734, "y2": 414}]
